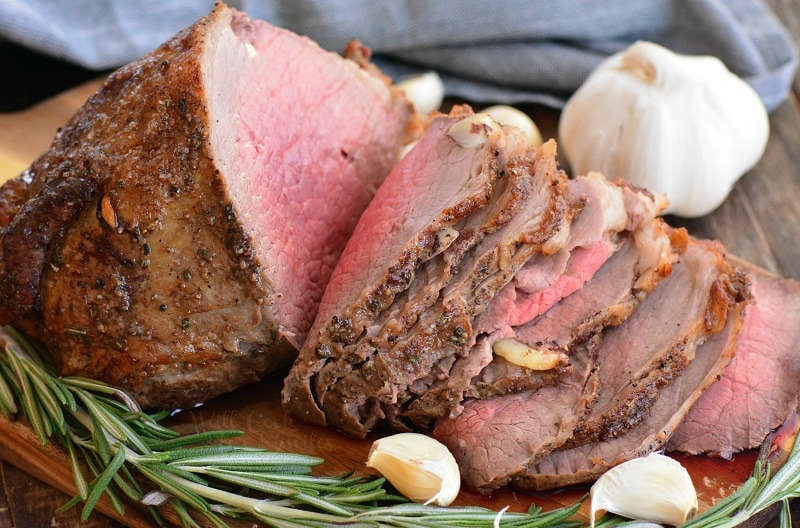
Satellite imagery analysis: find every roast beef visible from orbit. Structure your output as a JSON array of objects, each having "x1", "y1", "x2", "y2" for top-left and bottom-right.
[
  {"x1": 283, "y1": 114, "x2": 567, "y2": 435},
  {"x1": 668, "y1": 259, "x2": 800, "y2": 457},
  {"x1": 0, "y1": 4, "x2": 414, "y2": 407},
  {"x1": 565, "y1": 240, "x2": 743, "y2": 447},
  {"x1": 406, "y1": 178, "x2": 670, "y2": 426},
  {"x1": 518, "y1": 291, "x2": 747, "y2": 490},
  {"x1": 433, "y1": 221, "x2": 680, "y2": 491}
]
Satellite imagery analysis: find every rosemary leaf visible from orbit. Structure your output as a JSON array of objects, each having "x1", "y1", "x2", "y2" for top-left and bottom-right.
[
  {"x1": 81, "y1": 445, "x2": 127, "y2": 520},
  {"x1": 168, "y1": 451, "x2": 324, "y2": 467},
  {"x1": 63, "y1": 376, "x2": 141, "y2": 411},
  {"x1": 780, "y1": 498, "x2": 791, "y2": 528},
  {"x1": 146, "y1": 429, "x2": 243, "y2": 451},
  {"x1": 65, "y1": 435, "x2": 89, "y2": 500},
  {"x1": 23, "y1": 361, "x2": 66, "y2": 434},
  {"x1": 55, "y1": 494, "x2": 83, "y2": 515},
  {"x1": 199, "y1": 467, "x2": 301, "y2": 496},
  {"x1": 170, "y1": 499, "x2": 205, "y2": 528},
  {"x1": 0, "y1": 363, "x2": 17, "y2": 414},
  {"x1": 136, "y1": 464, "x2": 212, "y2": 513},
  {"x1": 198, "y1": 508, "x2": 232, "y2": 528},
  {"x1": 5, "y1": 345, "x2": 47, "y2": 443}
]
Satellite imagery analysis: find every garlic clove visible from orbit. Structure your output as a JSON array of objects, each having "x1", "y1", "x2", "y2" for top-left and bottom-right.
[
  {"x1": 589, "y1": 453, "x2": 698, "y2": 527},
  {"x1": 492, "y1": 338, "x2": 568, "y2": 370},
  {"x1": 447, "y1": 113, "x2": 500, "y2": 148},
  {"x1": 482, "y1": 105, "x2": 543, "y2": 148},
  {"x1": 366, "y1": 433, "x2": 460, "y2": 506},
  {"x1": 396, "y1": 72, "x2": 445, "y2": 116}
]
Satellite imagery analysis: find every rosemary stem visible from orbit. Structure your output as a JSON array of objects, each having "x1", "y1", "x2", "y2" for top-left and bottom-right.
[{"x1": 170, "y1": 473, "x2": 345, "y2": 522}]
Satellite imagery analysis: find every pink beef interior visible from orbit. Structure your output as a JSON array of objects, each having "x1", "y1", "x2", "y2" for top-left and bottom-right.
[
  {"x1": 203, "y1": 12, "x2": 408, "y2": 346},
  {"x1": 508, "y1": 241, "x2": 615, "y2": 326},
  {"x1": 669, "y1": 262, "x2": 800, "y2": 457},
  {"x1": 313, "y1": 116, "x2": 492, "y2": 333}
]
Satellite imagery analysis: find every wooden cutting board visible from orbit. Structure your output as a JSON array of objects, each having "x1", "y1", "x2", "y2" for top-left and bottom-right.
[{"x1": 0, "y1": 80, "x2": 776, "y2": 526}]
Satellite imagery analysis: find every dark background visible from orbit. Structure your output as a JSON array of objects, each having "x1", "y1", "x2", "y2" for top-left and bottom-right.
[{"x1": 0, "y1": 41, "x2": 102, "y2": 112}]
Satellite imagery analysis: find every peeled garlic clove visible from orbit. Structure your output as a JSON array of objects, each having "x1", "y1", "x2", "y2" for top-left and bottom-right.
[
  {"x1": 447, "y1": 113, "x2": 500, "y2": 148},
  {"x1": 366, "y1": 432, "x2": 460, "y2": 506},
  {"x1": 590, "y1": 453, "x2": 698, "y2": 527},
  {"x1": 483, "y1": 105, "x2": 543, "y2": 148},
  {"x1": 397, "y1": 72, "x2": 445, "y2": 116},
  {"x1": 493, "y1": 338, "x2": 568, "y2": 370}
]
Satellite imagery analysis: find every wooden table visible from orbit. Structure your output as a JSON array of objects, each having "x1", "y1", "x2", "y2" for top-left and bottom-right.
[{"x1": 1, "y1": 2, "x2": 800, "y2": 526}]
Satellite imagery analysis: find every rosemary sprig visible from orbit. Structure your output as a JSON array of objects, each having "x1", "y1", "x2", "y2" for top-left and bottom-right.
[
  {"x1": 0, "y1": 324, "x2": 798, "y2": 528},
  {"x1": 0, "y1": 326, "x2": 582, "y2": 527}
]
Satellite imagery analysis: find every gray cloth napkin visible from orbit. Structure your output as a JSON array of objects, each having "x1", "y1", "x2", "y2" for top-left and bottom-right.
[{"x1": 0, "y1": 0, "x2": 796, "y2": 110}]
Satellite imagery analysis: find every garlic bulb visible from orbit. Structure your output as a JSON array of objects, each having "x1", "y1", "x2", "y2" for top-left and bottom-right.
[
  {"x1": 366, "y1": 433, "x2": 460, "y2": 506},
  {"x1": 397, "y1": 72, "x2": 445, "y2": 116},
  {"x1": 589, "y1": 453, "x2": 698, "y2": 527},
  {"x1": 483, "y1": 105, "x2": 543, "y2": 148},
  {"x1": 560, "y1": 41, "x2": 769, "y2": 217}
]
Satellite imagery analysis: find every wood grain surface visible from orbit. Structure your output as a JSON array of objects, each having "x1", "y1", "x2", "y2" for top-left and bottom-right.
[{"x1": 0, "y1": 6, "x2": 799, "y2": 525}]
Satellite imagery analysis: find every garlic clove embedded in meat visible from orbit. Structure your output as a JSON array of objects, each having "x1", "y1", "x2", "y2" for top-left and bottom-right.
[
  {"x1": 366, "y1": 433, "x2": 460, "y2": 506},
  {"x1": 396, "y1": 72, "x2": 445, "y2": 116},
  {"x1": 483, "y1": 105, "x2": 543, "y2": 148},
  {"x1": 559, "y1": 41, "x2": 769, "y2": 218},
  {"x1": 589, "y1": 453, "x2": 698, "y2": 527},
  {"x1": 492, "y1": 338, "x2": 568, "y2": 370},
  {"x1": 447, "y1": 113, "x2": 500, "y2": 148}
]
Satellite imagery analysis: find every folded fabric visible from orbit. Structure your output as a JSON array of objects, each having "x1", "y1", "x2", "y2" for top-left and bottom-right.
[{"x1": 0, "y1": 0, "x2": 795, "y2": 110}]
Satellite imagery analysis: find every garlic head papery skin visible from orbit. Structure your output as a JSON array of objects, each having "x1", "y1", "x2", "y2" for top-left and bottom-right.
[
  {"x1": 589, "y1": 453, "x2": 698, "y2": 527},
  {"x1": 366, "y1": 432, "x2": 460, "y2": 506},
  {"x1": 559, "y1": 41, "x2": 769, "y2": 218}
]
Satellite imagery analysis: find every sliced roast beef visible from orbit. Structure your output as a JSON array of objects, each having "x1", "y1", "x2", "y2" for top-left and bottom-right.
[
  {"x1": 668, "y1": 259, "x2": 800, "y2": 457},
  {"x1": 0, "y1": 5, "x2": 414, "y2": 408},
  {"x1": 518, "y1": 294, "x2": 747, "y2": 490},
  {"x1": 433, "y1": 221, "x2": 679, "y2": 491},
  {"x1": 382, "y1": 148, "x2": 572, "y2": 429},
  {"x1": 501, "y1": 174, "x2": 666, "y2": 328},
  {"x1": 435, "y1": 341, "x2": 598, "y2": 492},
  {"x1": 566, "y1": 240, "x2": 743, "y2": 447},
  {"x1": 284, "y1": 120, "x2": 569, "y2": 436},
  {"x1": 283, "y1": 111, "x2": 521, "y2": 430},
  {"x1": 404, "y1": 178, "x2": 670, "y2": 426}
]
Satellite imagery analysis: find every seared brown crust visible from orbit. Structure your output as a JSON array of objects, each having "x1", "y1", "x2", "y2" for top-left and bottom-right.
[
  {"x1": 0, "y1": 176, "x2": 96, "y2": 323},
  {"x1": 0, "y1": 174, "x2": 31, "y2": 228},
  {"x1": 465, "y1": 356, "x2": 569, "y2": 400}
]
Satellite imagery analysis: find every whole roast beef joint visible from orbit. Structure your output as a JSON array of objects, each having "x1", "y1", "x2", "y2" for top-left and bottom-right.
[
  {"x1": 2, "y1": 2, "x2": 800, "y2": 497},
  {"x1": 0, "y1": 4, "x2": 414, "y2": 408}
]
